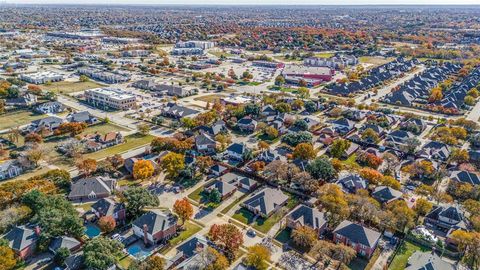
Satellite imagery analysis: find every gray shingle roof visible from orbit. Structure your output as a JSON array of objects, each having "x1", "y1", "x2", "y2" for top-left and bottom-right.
[
  {"x1": 133, "y1": 209, "x2": 178, "y2": 235},
  {"x1": 4, "y1": 225, "x2": 38, "y2": 251},
  {"x1": 242, "y1": 188, "x2": 289, "y2": 216},
  {"x1": 333, "y1": 220, "x2": 381, "y2": 248},
  {"x1": 405, "y1": 251, "x2": 455, "y2": 270}
]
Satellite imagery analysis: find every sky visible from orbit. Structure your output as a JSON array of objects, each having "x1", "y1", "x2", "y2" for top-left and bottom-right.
[{"x1": 3, "y1": 0, "x2": 480, "y2": 5}]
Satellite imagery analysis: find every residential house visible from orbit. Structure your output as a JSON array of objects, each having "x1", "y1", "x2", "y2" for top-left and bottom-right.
[
  {"x1": 336, "y1": 173, "x2": 368, "y2": 194},
  {"x1": 450, "y1": 170, "x2": 480, "y2": 186},
  {"x1": 195, "y1": 132, "x2": 216, "y2": 154},
  {"x1": 35, "y1": 101, "x2": 65, "y2": 114},
  {"x1": 66, "y1": 111, "x2": 98, "y2": 125},
  {"x1": 286, "y1": 204, "x2": 328, "y2": 237},
  {"x1": 169, "y1": 234, "x2": 210, "y2": 269},
  {"x1": 418, "y1": 141, "x2": 450, "y2": 161},
  {"x1": 205, "y1": 180, "x2": 237, "y2": 200},
  {"x1": 226, "y1": 143, "x2": 248, "y2": 161},
  {"x1": 333, "y1": 220, "x2": 381, "y2": 258},
  {"x1": 68, "y1": 176, "x2": 116, "y2": 201},
  {"x1": 237, "y1": 117, "x2": 258, "y2": 133},
  {"x1": 91, "y1": 197, "x2": 126, "y2": 224},
  {"x1": 209, "y1": 164, "x2": 227, "y2": 177},
  {"x1": 405, "y1": 251, "x2": 455, "y2": 270},
  {"x1": 242, "y1": 187, "x2": 289, "y2": 218},
  {"x1": 197, "y1": 120, "x2": 227, "y2": 136},
  {"x1": 48, "y1": 236, "x2": 82, "y2": 254},
  {"x1": 424, "y1": 205, "x2": 469, "y2": 235},
  {"x1": 161, "y1": 104, "x2": 200, "y2": 119},
  {"x1": 0, "y1": 160, "x2": 23, "y2": 180},
  {"x1": 372, "y1": 186, "x2": 403, "y2": 204},
  {"x1": 331, "y1": 118, "x2": 355, "y2": 135},
  {"x1": 261, "y1": 105, "x2": 277, "y2": 117},
  {"x1": 3, "y1": 225, "x2": 39, "y2": 259},
  {"x1": 6, "y1": 93, "x2": 38, "y2": 107},
  {"x1": 385, "y1": 129, "x2": 415, "y2": 147},
  {"x1": 27, "y1": 116, "x2": 64, "y2": 134},
  {"x1": 132, "y1": 209, "x2": 178, "y2": 245}
]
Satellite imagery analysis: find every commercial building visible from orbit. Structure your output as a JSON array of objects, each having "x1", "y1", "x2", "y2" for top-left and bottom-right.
[
  {"x1": 20, "y1": 71, "x2": 64, "y2": 84},
  {"x1": 282, "y1": 65, "x2": 334, "y2": 85},
  {"x1": 84, "y1": 87, "x2": 136, "y2": 110},
  {"x1": 78, "y1": 67, "x2": 131, "y2": 84},
  {"x1": 171, "y1": 40, "x2": 215, "y2": 55},
  {"x1": 252, "y1": 60, "x2": 285, "y2": 69}
]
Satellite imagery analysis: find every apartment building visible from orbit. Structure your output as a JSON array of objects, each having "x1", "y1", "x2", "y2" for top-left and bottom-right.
[
  {"x1": 84, "y1": 87, "x2": 136, "y2": 110},
  {"x1": 78, "y1": 67, "x2": 131, "y2": 84}
]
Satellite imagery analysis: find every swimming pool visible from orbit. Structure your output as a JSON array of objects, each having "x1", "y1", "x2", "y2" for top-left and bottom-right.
[
  {"x1": 85, "y1": 223, "x2": 101, "y2": 238},
  {"x1": 126, "y1": 242, "x2": 154, "y2": 259}
]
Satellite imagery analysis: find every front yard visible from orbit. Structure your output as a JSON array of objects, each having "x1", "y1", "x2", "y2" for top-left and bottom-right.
[
  {"x1": 84, "y1": 134, "x2": 155, "y2": 160},
  {"x1": 160, "y1": 221, "x2": 203, "y2": 254}
]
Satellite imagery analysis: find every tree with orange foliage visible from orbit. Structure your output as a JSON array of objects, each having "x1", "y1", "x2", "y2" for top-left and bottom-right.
[
  {"x1": 27, "y1": 84, "x2": 42, "y2": 95},
  {"x1": 428, "y1": 87, "x2": 443, "y2": 103},
  {"x1": 98, "y1": 216, "x2": 116, "y2": 233},
  {"x1": 24, "y1": 132, "x2": 43, "y2": 144},
  {"x1": 359, "y1": 167, "x2": 383, "y2": 185},
  {"x1": 250, "y1": 161, "x2": 266, "y2": 172},
  {"x1": 55, "y1": 122, "x2": 87, "y2": 137},
  {"x1": 208, "y1": 223, "x2": 244, "y2": 257},
  {"x1": 76, "y1": 159, "x2": 97, "y2": 176},
  {"x1": 173, "y1": 198, "x2": 193, "y2": 226}
]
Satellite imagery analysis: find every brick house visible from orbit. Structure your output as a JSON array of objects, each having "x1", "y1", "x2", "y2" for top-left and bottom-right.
[
  {"x1": 3, "y1": 225, "x2": 39, "y2": 259},
  {"x1": 333, "y1": 220, "x2": 381, "y2": 258},
  {"x1": 132, "y1": 209, "x2": 178, "y2": 245}
]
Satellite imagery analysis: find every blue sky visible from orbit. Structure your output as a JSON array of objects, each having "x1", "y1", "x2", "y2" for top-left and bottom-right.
[{"x1": 5, "y1": 0, "x2": 480, "y2": 4}]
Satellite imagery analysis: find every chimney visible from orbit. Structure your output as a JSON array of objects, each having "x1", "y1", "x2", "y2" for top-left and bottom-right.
[
  {"x1": 143, "y1": 224, "x2": 148, "y2": 246},
  {"x1": 34, "y1": 226, "x2": 41, "y2": 236}
]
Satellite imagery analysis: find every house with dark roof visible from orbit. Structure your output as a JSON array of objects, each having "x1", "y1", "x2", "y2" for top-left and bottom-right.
[
  {"x1": 3, "y1": 225, "x2": 39, "y2": 259},
  {"x1": 450, "y1": 170, "x2": 480, "y2": 186},
  {"x1": 197, "y1": 120, "x2": 227, "y2": 136},
  {"x1": 286, "y1": 204, "x2": 328, "y2": 237},
  {"x1": 132, "y1": 209, "x2": 178, "y2": 245},
  {"x1": 405, "y1": 251, "x2": 455, "y2": 270},
  {"x1": 209, "y1": 164, "x2": 227, "y2": 177},
  {"x1": 372, "y1": 186, "x2": 403, "y2": 204},
  {"x1": 424, "y1": 205, "x2": 469, "y2": 236},
  {"x1": 261, "y1": 105, "x2": 277, "y2": 117},
  {"x1": 331, "y1": 118, "x2": 355, "y2": 135},
  {"x1": 333, "y1": 220, "x2": 381, "y2": 258},
  {"x1": 195, "y1": 132, "x2": 216, "y2": 154},
  {"x1": 91, "y1": 197, "x2": 126, "y2": 224},
  {"x1": 48, "y1": 236, "x2": 81, "y2": 254},
  {"x1": 0, "y1": 160, "x2": 23, "y2": 180},
  {"x1": 205, "y1": 180, "x2": 237, "y2": 200},
  {"x1": 66, "y1": 111, "x2": 98, "y2": 125},
  {"x1": 336, "y1": 173, "x2": 368, "y2": 194},
  {"x1": 241, "y1": 187, "x2": 289, "y2": 218},
  {"x1": 419, "y1": 141, "x2": 450, "y2": 161},
  {"x1": 26, "y1": 116, "x2": 64, "y2": 134},
  {"x1": 169, "y1": 234, "x2": 210, "y2": 270},
  {"x1": 226, "y1": 143, "x2": 248, "y2": 161},
  {"x1": 237, "y1": 117, "x2": 258, "y2": 133},
  {"x1": 385, "y1": 129, "x2": 415, "y2": 147},
  {"x1": 161, "y1": 104, "x2": 199, "y2": 119},
  {"x1": 67, "y1": 176, "x2": 116, "y2": 201}
]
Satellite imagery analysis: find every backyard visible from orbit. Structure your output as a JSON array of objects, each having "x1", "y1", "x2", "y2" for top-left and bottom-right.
[
  {"x1": 84, "y1": 134, "x2": 155, "y2": 160},
  {"x1": 160, "y1": 221, "x2": 203, "y2": 254},
  {"x1": 389, "y1": 240, "x2": 430, "y2": 270},
  {"x1": 0, "y1": 110, "x2": 47, "y2": 130}
]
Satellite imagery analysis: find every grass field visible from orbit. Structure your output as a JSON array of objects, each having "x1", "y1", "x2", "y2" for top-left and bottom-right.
[
  {"x1": 84, "y1": 134, "x2": 155, "y2": 160},
  {"x1": 389, "y1": 241, "x2": 430, "y2": 270},
  {"x1": 41, "y1": 81, "x2": 105, "y2": 94},
  {"x1": 193, "y1": 94, "x2": 226, "y2": 103},
  {"x1": 359, "y1": 56, "x2": 394, "y2": 66},
  {"x1": 0, "y1": 110, "x2": 45, "y2": 130},
  {"x1": 208, "y1": 50, "x2": 233, "y2": 58},
  {"x1": 315, "y1": 52, "x2": 335, "y2": 58}
]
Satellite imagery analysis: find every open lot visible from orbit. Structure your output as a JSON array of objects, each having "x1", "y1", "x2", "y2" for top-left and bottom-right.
[
  {"x1": 0, "y1": 110, "x2": 46, "y2": 130},
  {"x1": 84, "y1": 133, "x2": 155, "y2": 160},
  {"x1": 41, "y1": 80, "x2": 105, "y2": 94}
]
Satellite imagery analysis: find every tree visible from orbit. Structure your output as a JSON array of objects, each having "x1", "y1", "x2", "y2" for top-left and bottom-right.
[
  {"x1": 121, "y1": 187, "x2": 159, "y2": 218},
  {"x1": 414, "y1": 184, "x2": 435, "y2": 197},
  {"x1": 275, "y1": 102, "x2": 291, "y2": 113},
  {"x1": 294, "y1": 119, "x2": 309, "y2": 131},
  {"x1": 79, "y1": 75, "x2": 90, "y2": 82},
  {"x1": 399, "y1": 137, "x2": 421, "y2": 154},
  {"x1": 25, "y1": 146, "x2": 46, "y2": 167},
  {"x1": 98, "y1": 216, "x2": 116, "y2": 233},
  {"x1": 106, "y1": 154, "x2": 124, "y2": 169},
  {"x1": 54, "y1": 247, "x2": 70, "y2": 266},
  {"x1": 24, "y1": 132, "x2": 43, "y2": 144},
  {"x1": 307, "y1": 157, "x2": 336, "y2": 180},
  {"x1": 275, "y1": 75, "x2": 285, "y2": 86},
  {"x1": 386, "y1": 200, "x2": 415, "y2": 232},
  {"x1": 173, "y1": 198, "x2": 193, "y2": 226},
  {"x1": 297, "y1": 87, "x2": 310, "y2": 98},
  {"x1": 264, "y1": 126, "x2": 279, "y2": 139},
  {"x1": 359, "y1": 168, "x2": 383, "y2": 185},
  {"x1": 208, "y1": 224, "x2": 244, "y2": 257},
  {"x1": 331, "y1": 244, "x2": 357, "y2": 265},
  {"x1": 76, "y1": 158, "x2": 97, "y2": 176},
  {"x1": 450, "y1": 230, "x2": 480, "y2": 269},
  {"x1": 414, "y1": 198, "x2": 433, "y2": 217},
  {"x1": 292, "y1": 225, "x2": 317, "y2": 249},
  {"x1": 361, "y1": 128, "x2": 380, "y2": 143},
  {"x1": 329, "y1": 139, "x2": 351, "y2": 158},
  {"x1": 84, "y1": 237, "x2": 123, "y2": 270},
  {"x1": 138, "y1": 123, "x2": 151, "y2": 136},
  {"x1": 0, "y1": 246, "x2": 16, "y2": 270},
  {"x1": 449, "y1": 148, "x2": 469, "y2": 164},
  {"x1": 293, "y1": 143, "x2": 316, "y2": 160},
  {"x1": 196, "y1": 156, "x2": 214, "y2": 173},
  {"x1": 465, "y1": 96, "x2": 476, "y2": 106},
  {"x1": 161, "y1": 152, "x2": 185, "y2": 179},
  {"x1": 244, "y1": 244, "x2": 270, "y2": 270},
  {"x1": 258, "y1": 141, "x2": 270, "y2": 150},
  {"x1": 428, "y1": 87, "x2": 443, "y2": 103},
  {"x1": 204, "y1": 247, "x2": 229, "y2": 270},
  {"x1": 133, "y1": 160, "x2": 155, "y2": 180},
  {"x1": 55, "y1": 122, "x2": 87, "y2": 137},
  {"x1": 318, "y1": 184, "x2": 349, "y2": 227}
]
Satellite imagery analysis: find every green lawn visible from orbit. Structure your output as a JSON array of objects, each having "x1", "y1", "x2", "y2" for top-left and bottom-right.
[
  {"x1": 187, "y1": 185, "x2": 205, "y2": 203},
  {"x1": 0, "y1": 110, "x2": 45, "y2": 130},
  {"x1": 389, "y1": 241, "x2": 430, "y2": 270},
  {"x1": 274, "y1": 227, "x2": 292, "y2": 244},
  {"x1": 233, "y1": 195, "x2": 298, "y2": 234},
  {"x1": 359, "y1": 56, "x2": 394, "y2": 66},
  {"x1": 220, "y1": 194, "x2": 248, "y2": 214},
  {"x1": 160, "y1": 221, "x2": 203, "y2": 254},
  {"x1": 117, "y1": 255, "x2": 134, "y2": 270},
  {"x1": 41, "y1": 81, "x2": 105, "y2": 94},
  {"x1": 315, "y1": 52, "x2": 335, "y2": 58},
  {"x1": 81, "y1": 123, "x2": 130, "y2": 135},
  {"x1": 84, "y1": 134, "x2": 155, "y2": 160}
]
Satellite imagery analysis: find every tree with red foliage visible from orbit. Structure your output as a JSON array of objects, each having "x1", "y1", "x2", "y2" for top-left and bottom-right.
[
  {"x1": 173, "y1": 198, "x2": 193, "y2": 226},
  {"x1": 208, "y1": 223, "x2": 244, "y2": 257}
]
